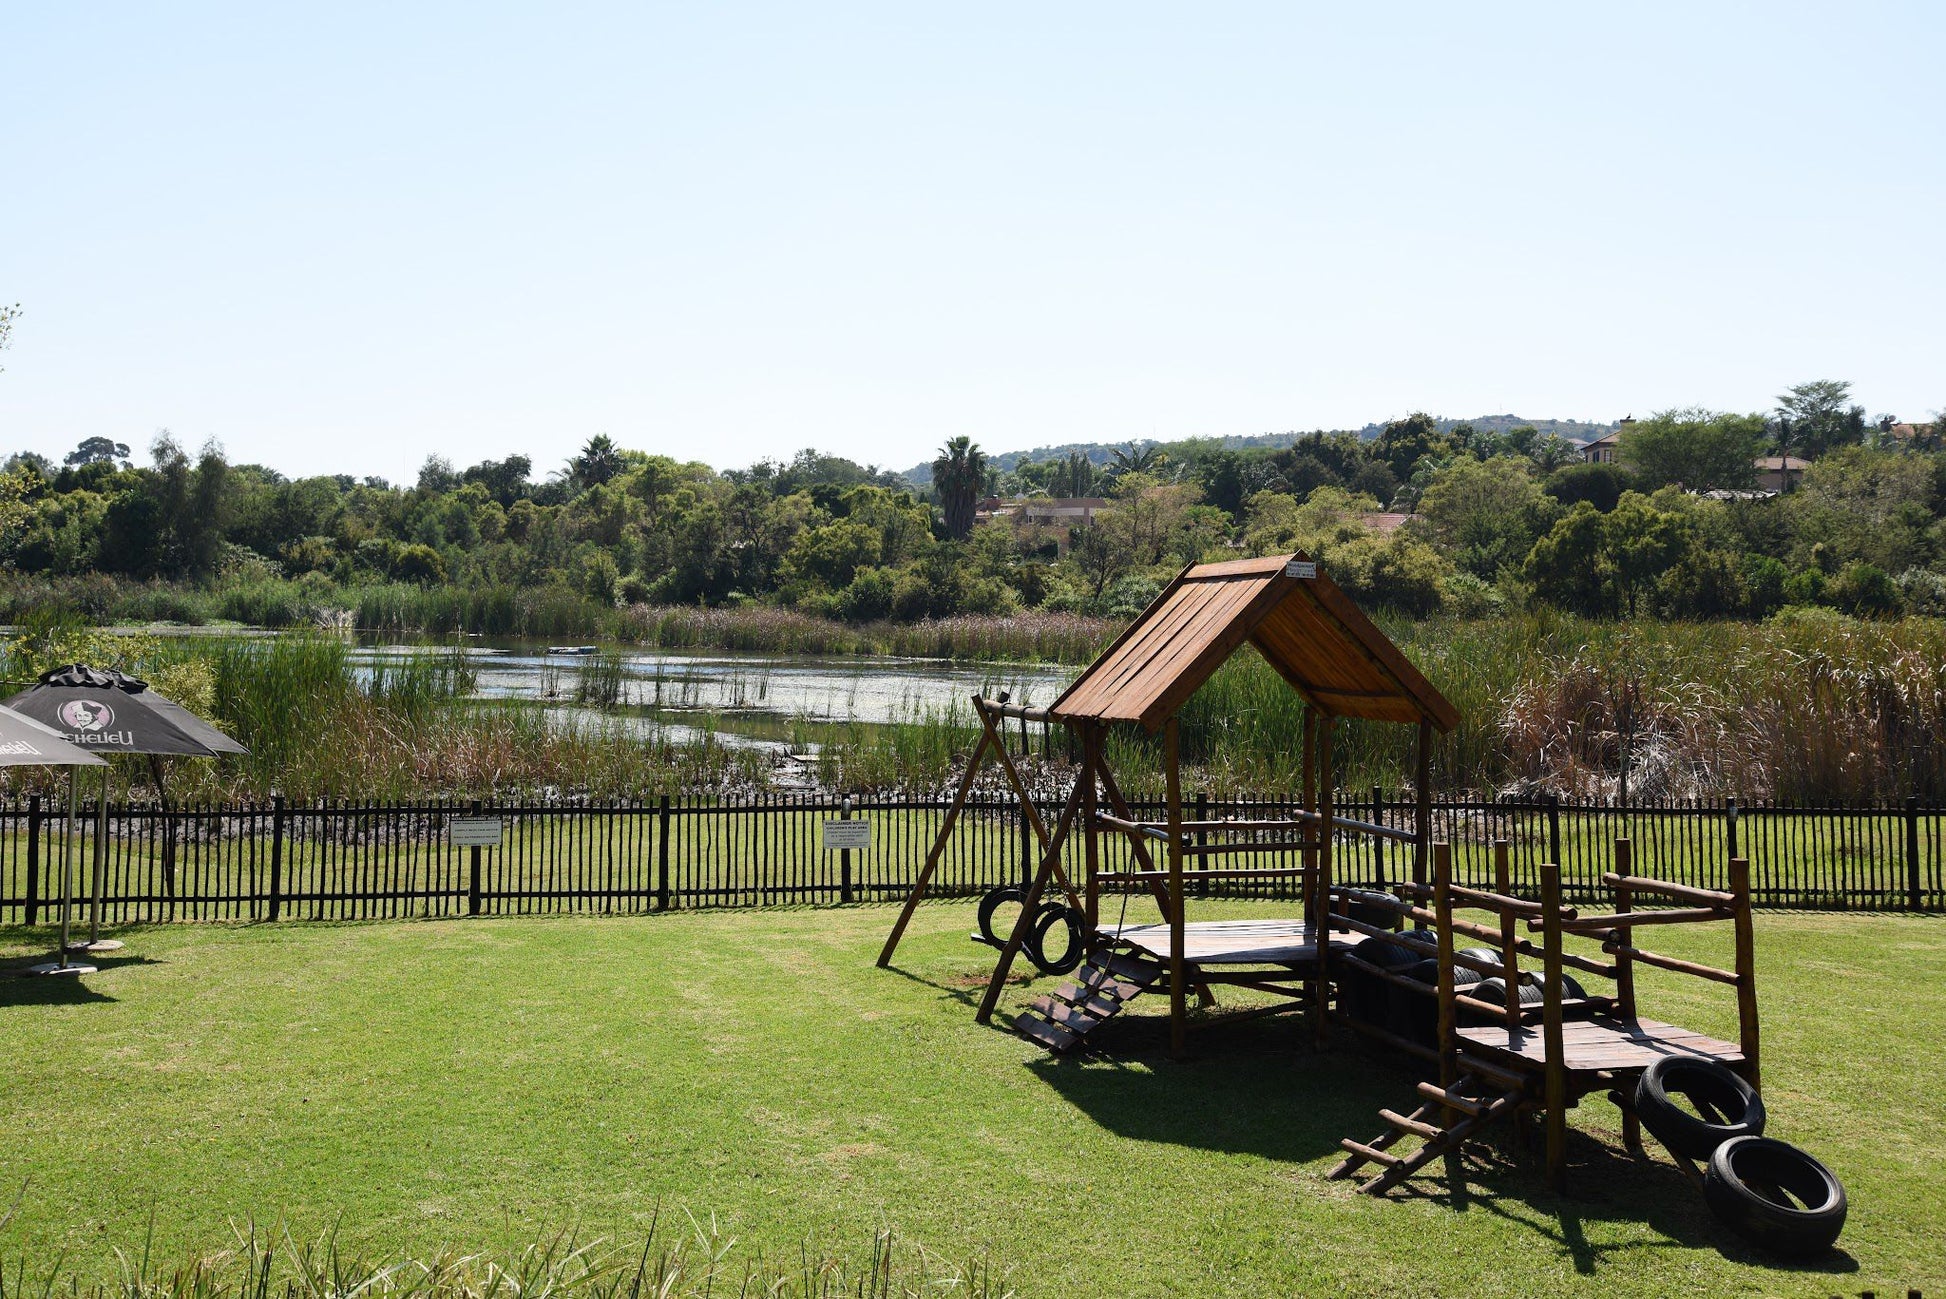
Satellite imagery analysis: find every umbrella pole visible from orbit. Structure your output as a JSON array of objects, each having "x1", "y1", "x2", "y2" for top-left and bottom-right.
[
  {"x1": 28, "y1": 766, "x2": 94, "y2": 976},
  {"x1": 84, "y1": 764, "x2": 122, "y2": 951}
]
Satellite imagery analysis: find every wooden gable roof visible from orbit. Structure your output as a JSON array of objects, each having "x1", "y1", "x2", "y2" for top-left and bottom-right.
[{"x1": 1048, "y1": 553, "x2": 1458, "y2": 732}]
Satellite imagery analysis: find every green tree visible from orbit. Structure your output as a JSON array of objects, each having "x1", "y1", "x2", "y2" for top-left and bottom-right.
[
  {"x1": 64, "y1": 437, "x2": 131, "y2": 468},
  {"x1": 1414, "y1": 456, "x2": 1560, "y2": 579},
  {"x1": 1788, "y1": 446, "x2": 1937, "y2": 574},
  {"x1": 1372, "y1": 413, "x2": 1454, "y2": 483},
  {"x1": 1775, "y1": 380, "x2": 1867, "y2": 458},
  {"x1": 567, "y1": 435, "x2": 625, "y2": 491},
  {"x1": 1604, "y1": 493, "x2": 1693, "y2": 617},
  {"x1": 1619, "y1": 408, "x2": 1765, "y2": 491},
  {"x1": 1522, "y1": 501, "x2": 1611, "y2": 615},
  {"x1": 1107, "y1": 441, "x2": 1167, "y2": 479},
  {"x1": 930, "y1": 436, "x2": 986, "y2": 540}
]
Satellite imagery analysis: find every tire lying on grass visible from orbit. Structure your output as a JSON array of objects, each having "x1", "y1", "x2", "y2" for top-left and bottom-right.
[
  {"x1": 1024, "y1": 903, "x2": 1085, "y2": 976},
  {"x1": 976, "y1": 885, "x2": 1025, "y2": 947},
  {"x1": 1703, "y1": 1136, "x2": 1847, "y2": 1257},
  {"x1": 1634, "y1": 1055, "x2": 1767, "y2": 1162}
]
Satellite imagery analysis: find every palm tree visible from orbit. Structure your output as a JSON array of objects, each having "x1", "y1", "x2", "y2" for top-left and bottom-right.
[
  {"x1": 931, "y1": 436, "x2": 987, "y2": 540},
  {"x1": 568, "y1": 435, "x2": 625, "y2": 490},
  {"x1": 1108, "y1": 441, "x2": 1167, "y2": 479}
]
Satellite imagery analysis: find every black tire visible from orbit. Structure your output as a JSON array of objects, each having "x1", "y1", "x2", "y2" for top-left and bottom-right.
[
  {"x1": 1384, "y1": 959, "x2": 1442, "y2": 1046},
  {"x1": 1340, "y1": 888, "x2": 1398, "y2": 930},
  {"x1": 1635, "y1": 1056, "x2": 1767, "y2": 1162},
  {"x1": 1461, "y1": 973, "x2": 1589, "y2": 1026},
  {"x1": 1703, "y1": 1136, "x2": 1846, "y2": 1257},
  {"x1": 1024, "y1": 903, "x2": 1085, "y2": 976},
  {"x1": 975, "y1": 885, "x2": 1024, "y2": 947},
  {"x1": 1403, "y1": 957, "x2": 1483, "y2": 988},
  {"x1": 1456, "y1": 945, "x2": 1503, "y2": 970}
]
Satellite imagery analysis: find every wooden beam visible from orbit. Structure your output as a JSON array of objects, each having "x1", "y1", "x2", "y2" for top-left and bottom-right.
[
  {"x1": 1313, "y1": 717, "x2": 1335, "y2": 1045},
  {"x1": 1414, "y1": 719, "x2": 1432, "y2": 889},
  {"x1": 1082, "y1": 724, "x2": 1100, "y2": 930},
  {"x1": 1538, "y1": 861, "x2": 1570, "y2": 1194},
  {"x1": 1730, "y1": 855, "x2": 1760, "y2": 1092},
  {"x1": 877, "y1": 724, "x2": 992, "y2": 967},
  {"x1": 1165, "y1": 716, "x2": 1187, "y2": 1060}
]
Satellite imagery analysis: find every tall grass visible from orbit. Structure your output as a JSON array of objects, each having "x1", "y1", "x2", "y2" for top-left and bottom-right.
[{"x1": 0, "y1": 1217, "x2": 1016, "y2": 1299}]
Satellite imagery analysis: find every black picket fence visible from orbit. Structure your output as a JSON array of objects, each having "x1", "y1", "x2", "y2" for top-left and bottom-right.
[{"x1": 0, "y1": 791, "x2": 1939, "y2": 926}]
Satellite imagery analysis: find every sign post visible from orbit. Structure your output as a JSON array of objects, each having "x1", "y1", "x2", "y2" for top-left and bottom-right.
[
  {"x1": 451, "y1": 809, "x2": 502, "y2": 915},
  {"x1": 823, "y1": 807, "x2": 871, "y2": 904}
]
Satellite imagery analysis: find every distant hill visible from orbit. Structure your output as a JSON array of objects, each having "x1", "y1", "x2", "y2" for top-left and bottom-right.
[{"x1": 903, "y1": 415, "x2": 1621, "y2": 484}]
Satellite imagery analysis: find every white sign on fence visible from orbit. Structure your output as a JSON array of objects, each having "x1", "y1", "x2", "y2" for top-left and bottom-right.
[
  {"x1": 822, "y1": 819, "x2": 873, "y2": 851},
  {"x1": 1284, "y1": 560, "x2": 1318, "y2": 579},
  {"x1": 449, "y1": 817, "x2": 504, "y2": 848}
]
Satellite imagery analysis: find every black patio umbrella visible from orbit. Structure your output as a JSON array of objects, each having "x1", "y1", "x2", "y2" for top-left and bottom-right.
[
  {"x1": 4, "y1": 666, "x2": 248, "y2": 950},
  {"x1": 0, "y1": 704, "x2": 107, "y2": 975}
]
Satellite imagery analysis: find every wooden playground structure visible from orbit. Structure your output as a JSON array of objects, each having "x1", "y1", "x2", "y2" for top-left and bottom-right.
[{"x1": 878, "y1": 552, "x2": 1765, "y2": 1195}]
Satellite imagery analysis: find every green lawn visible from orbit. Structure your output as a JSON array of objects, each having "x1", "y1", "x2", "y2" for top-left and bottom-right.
[{"x1": 2, "y1": 902, "x2": 1941, "y2": 1297}]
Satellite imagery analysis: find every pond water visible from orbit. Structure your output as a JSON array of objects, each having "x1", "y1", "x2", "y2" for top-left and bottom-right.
[{"x1": 348, "y1": 641, "x2": 1074, "y2": 758}]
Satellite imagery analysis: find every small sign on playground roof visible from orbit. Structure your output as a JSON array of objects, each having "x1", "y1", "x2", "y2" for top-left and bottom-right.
[
  {"x1": 449, "y1": 817, "x2": 504, "y2": 848},
  {"x1": 1284, "y1": 560, "x2": 1318, "y2": 579},
  {"x1": 822, "y1": 819, "x2": 872, "y2": 851}
]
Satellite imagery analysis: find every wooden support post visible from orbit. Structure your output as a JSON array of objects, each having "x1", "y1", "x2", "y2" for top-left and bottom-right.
[
  {"x1": 1611, "y1": 837, "x2": 1641, "y2": 1154},
  {"x1": 1082, "y1": 725, "x2": 1101, "y2": 929},
  {"x1": 1493, "y1": 840, "x2": 1519, "y2": 1032},
  {"x1": 878, "y1": 725, "x2": 993, "y2": 967},
  {"x1": 1165, "y1": 717, "x2": 1187, "y2": 1060},
  {"x1": 976, "y1": 779, "x2": 1086, "y2": 1024},
  {"x1": 1433, "y1": 842, "x2": 1458, "y2": 1120},
  {"x1": 1730, "y1": 855, "x2": 1760, "y2": 1092},
  {"x1": 1539, "y1": 861, "x2": 1570, "y2": 1194},
  {"x1": 1314, "y1": 716, "x2": 1335, "y2": 1045},
  {"x1": 1413, "y1": 718, "x2": 1432, "y2": 890},
  {"x1": 1095, "y1": 759, "x2": 1178, "y2": 923},
  {"x1": 1301, "y1": 709, "x2": 1318, "y2": 889},
  {"x1": 1612, "y1": 839, "x2": 1636, "y2": 1020}
]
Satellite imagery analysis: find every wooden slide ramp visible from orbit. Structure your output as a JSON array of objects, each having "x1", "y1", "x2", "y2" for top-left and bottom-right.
[
  {"x1": 1013, "y1": 946, "x2": 1167, "y2": 1053},
  {"x1": 1328, "y1": 1053, "x2": 1530, "y2": 1195}
]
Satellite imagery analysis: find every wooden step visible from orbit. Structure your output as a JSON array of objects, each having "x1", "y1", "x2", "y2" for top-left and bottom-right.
[
  {"x1": 1086, "y1": 949, "x2": 1166, "y2": 984},
  {"x1": 1056, "y1": 972, "x2": 1147, "y2": 1005},
  {"x1": 1416, "y1": 1082, "x2": 1488, "y2": 1117},
  {"x1": 1028, "y1": 996, "x2": 1107, "y2": 1034},
  {"x1": 1338, "y1": 1139, "x2": 1402, "y2": 1168},
  {"x1": 1014, "y1": 1013, "x2": 1080, "y2": 1053},
  {"x1": 1049, "y1": 984, "x2": 1123, "y2": 1019},
  {"x1": 1379, "y1": 1108, "x2": 1441, "y2": 1140}
]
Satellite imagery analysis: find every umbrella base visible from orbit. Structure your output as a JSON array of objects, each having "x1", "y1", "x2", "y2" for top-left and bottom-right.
[
  {"x1": 25, "y1": 961, "x2": 97, "y2": 976},
  {"x1": 67, "y1": 939, "x2": 125, "y2": 953}
]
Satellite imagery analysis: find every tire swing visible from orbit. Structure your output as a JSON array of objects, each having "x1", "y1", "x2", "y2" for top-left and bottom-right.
[
  {"x1": 1023, "y1": 902, "x2": 1085, "y2": 975},
  {"x1": 1634, "y1": 1055, "x2": 1768, "y2": 1162},
  {"x1": 975, "y1": 885, "x2": 1025, "y2": 948},
  {"x1": 1703, "y1": 1136, "x2": 1848, "y2": 1257}
]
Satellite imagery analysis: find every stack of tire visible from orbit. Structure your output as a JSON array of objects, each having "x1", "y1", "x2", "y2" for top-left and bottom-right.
[
  {"x1": 1340, "y1": 930, "x2": 1435, "y2": 1037},
  {"x1": 1634, "y1": 1056, "x2": 1847, "y2": 1257}
]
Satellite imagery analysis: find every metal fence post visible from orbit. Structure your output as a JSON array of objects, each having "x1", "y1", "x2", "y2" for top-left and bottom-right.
[
  {"x1": 24, "y1": 794, "x2": 41, "y2": 926},
  {"x1": 656, "y1": 794, "x2": 671, "y2": 911},
  {"x1": 1194, "y1": 791, "x2": 1208, "y2": 897},
  {"x1": 840, "y1": 793, "x2": 854, "y2": 904},
  {"x1": 268, "y1": 794, "x2": 285, "y2": 922},
  {"x1": 1546, "y1": 792, "x2": 1562, "y2": 869},
  {"x1": 1725, "y1": 795, "x2": 1739, "y2": 862},
  {"x1": 1906, "y1": 795, "x2": 1923, "y2": 910},
  {"x1": 467, "y1": 798, "x2": 483, "y2": 916}
]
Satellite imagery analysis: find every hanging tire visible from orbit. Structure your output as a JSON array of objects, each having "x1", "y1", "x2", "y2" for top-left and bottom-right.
[
  {"x1": 1634, "y1": 1055, "x2": 1767, "y2": 1162},
  {"x1": 1703, "y1": 1136, "x2": 1846, "y2": 1257},
  {"x1": 976, "y1": 885, "x2": 1025, "y2": 947},
  {"x1": 1024, "y1": 903, "x2": 1085, "y2": 975}
]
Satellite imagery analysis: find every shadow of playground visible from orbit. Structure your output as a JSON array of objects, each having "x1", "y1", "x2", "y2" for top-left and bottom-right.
[{"x1": 1025, "y1": 1009, "x2": 1859, "y2": 1281}]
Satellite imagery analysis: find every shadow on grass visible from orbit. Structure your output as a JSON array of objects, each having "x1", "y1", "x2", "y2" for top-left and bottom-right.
[
  {"x1": 1025, "y1": 1007, "x2": 1860, "y2": 1282},
  {"x1": 0, "y1": 952, "x2": 164, "y2": 1007}
]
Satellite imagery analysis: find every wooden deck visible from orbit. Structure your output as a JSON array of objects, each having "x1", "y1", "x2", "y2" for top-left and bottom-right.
[
  {"x1": 1106, "y1": 918, "x2": 1362, "y2": 966},
  {"x1": 1456, "y1": 1014, "x2": 1745, "y2": 1074}
]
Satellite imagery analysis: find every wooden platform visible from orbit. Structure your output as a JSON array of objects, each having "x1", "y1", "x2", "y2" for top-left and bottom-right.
[
  {"x1": 1456, "y1": 1014, "x2": 1745, "y2": 1074},
  {"x1": 1106, "y1": 918, "x2": 1362, "y2": 966}
]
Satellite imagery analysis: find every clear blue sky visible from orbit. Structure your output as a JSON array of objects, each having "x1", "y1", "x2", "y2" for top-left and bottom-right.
[{"x1": 2, "y1": 3, "x2": 1940, "y2": 481}]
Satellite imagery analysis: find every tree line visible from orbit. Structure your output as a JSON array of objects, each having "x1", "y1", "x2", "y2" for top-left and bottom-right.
[{"x1": 2, "y1": 379, "x2": 1942, "y2": 625}]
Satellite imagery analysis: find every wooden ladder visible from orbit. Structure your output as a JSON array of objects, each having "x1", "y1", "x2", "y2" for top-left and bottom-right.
[
  {"x1": 1328, "y1": 1053, "x2": 1530, "y2": 1195},
  {"x1": 1012, "y1": 945, "x2": 1167, "y2": 1053}
]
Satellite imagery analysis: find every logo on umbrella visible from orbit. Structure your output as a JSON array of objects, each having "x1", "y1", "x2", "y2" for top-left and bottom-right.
[{"x1": 58, "y1": 699, "x2": 115, "y2": 732}]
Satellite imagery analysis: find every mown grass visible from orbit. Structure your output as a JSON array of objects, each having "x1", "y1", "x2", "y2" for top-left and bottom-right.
[{"x1": 1, "y1": 904, "x2": 1940, "y2": 1297}]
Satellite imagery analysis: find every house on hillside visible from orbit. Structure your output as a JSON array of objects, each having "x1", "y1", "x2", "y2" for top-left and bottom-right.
[
  {"x1": 972, "y1": 496, "x2": 1111, "y2": 555},
  {"x1": 1754, "y1": 455, "x2": 1811, "y2": 494},
  {"x1": 1582, "y1": 417, "x2": 1633, "y2": 464}
]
